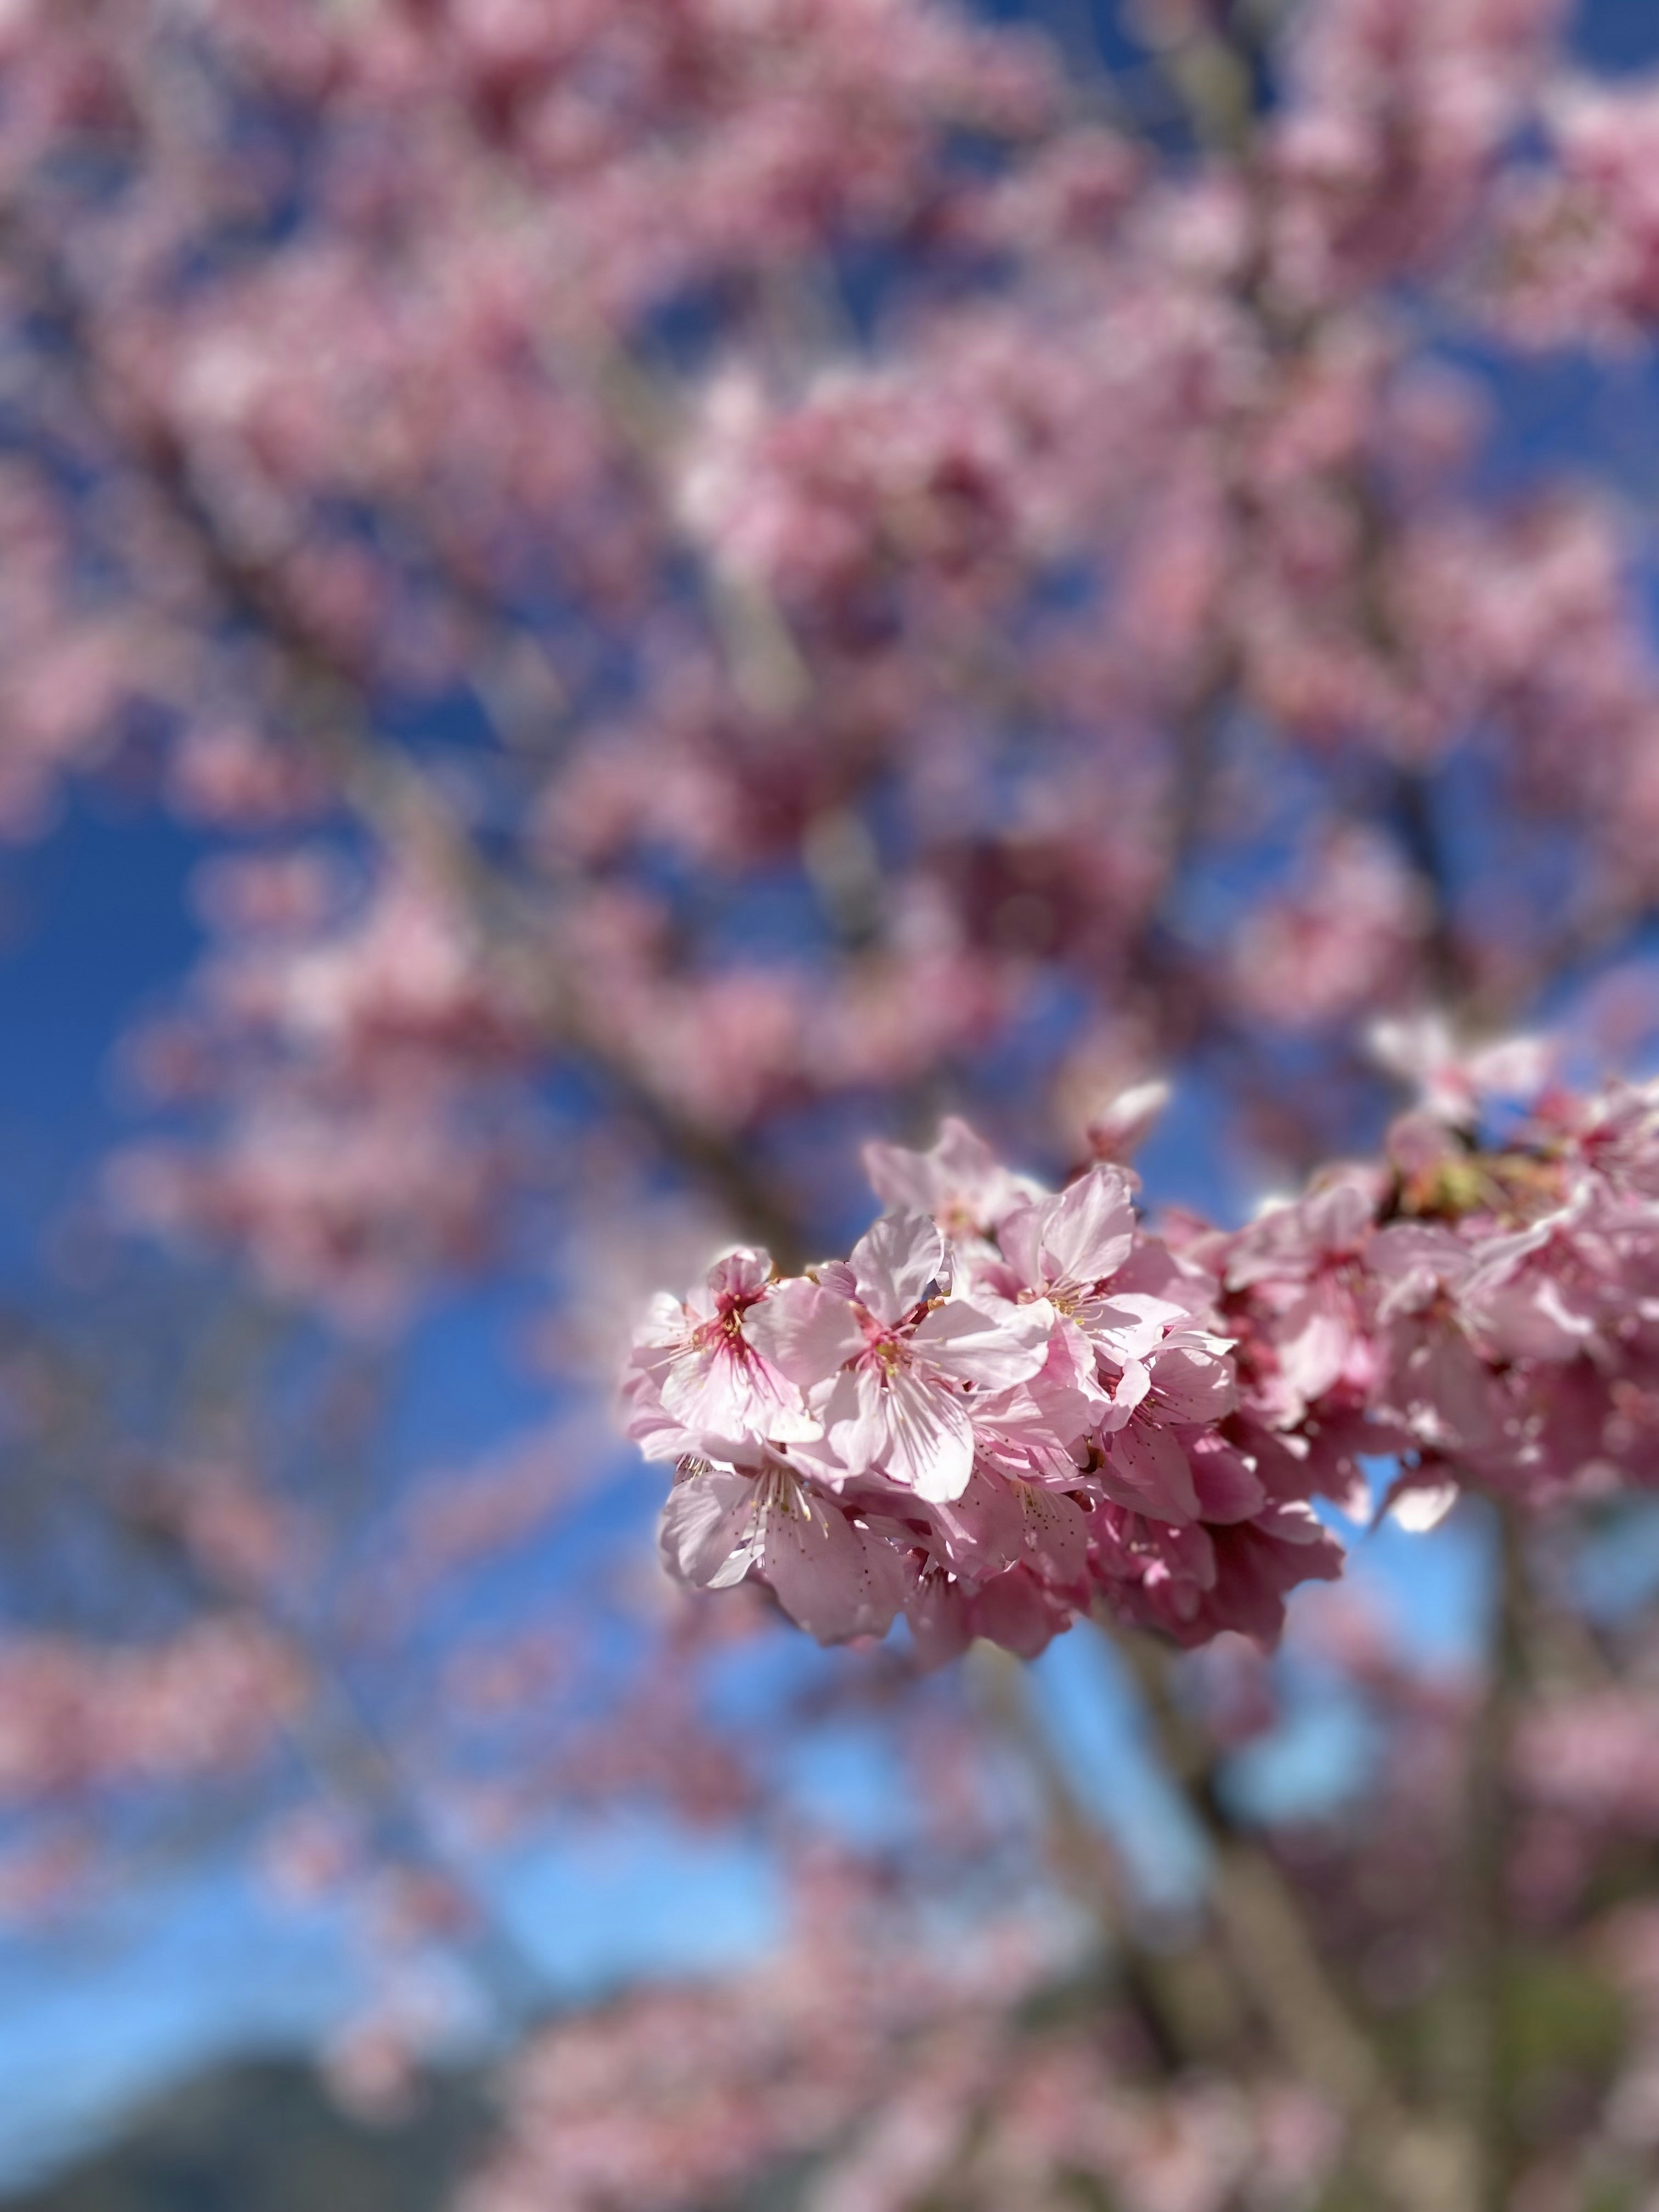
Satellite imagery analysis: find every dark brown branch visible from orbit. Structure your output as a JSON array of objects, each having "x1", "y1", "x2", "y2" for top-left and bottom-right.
[
  {"x1": 970, "y1": 1644, "x2": 1250, "y2": 2073},
  {"x1": 1446, "y1": 1501, "x2": 1530, "y2": 2212},
  {"x1": 1390, "y1": 763, "x2": 1470, "y2": 1012}
]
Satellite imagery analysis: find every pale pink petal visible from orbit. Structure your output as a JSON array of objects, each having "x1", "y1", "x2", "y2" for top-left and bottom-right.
[
  {"x1": 1081, "y1": 1291, "x2": 1188, "y2": 1361},
  {"x1": 995, "y1": 1201, "x2": 1047, "y2": 1294},
  {"x1": 1274, "y1": 1282, "x2": 1357, "y2": 1404},
  {"x1": 1039, "y1": 1165, "x2": 1136, "y2": 1285},
  {"x1": 1104, "y1": 1421, "x2": 1200, "y2": 1522},
  {"x1": 864, "y1": 1118, "x2": 1043, "y2": 1238},
  {"x1": 815, "y1": 1259, "x2": 860, "y2": 1300},
  {"x1": 1098, "y1": 1357, "x2": 1151, "y2": 1430},
  {"x1": 911, "y1": 1297, "x2": 1049, "y2": 1387},
  {"x1": 1017, "y1": 1483, "x2": 1091, "y2": 1586},
  {"x1": 830, "y1": 1363, "x2": 975, "y2": 1502},
  {"x1": 1381, "y1": 1470, "x2": 1462, "y2": 1533},
  {"x1": 864, "y1": 1116, "x2": 993, "y2": 1214},
  {"x1": 658, "y1": 1465, "x2": 758, "y2": 1590},
  {"x1": 848, "y1": 1210, "x2": 948, "y2": 1323},
  {"x1": 706, "y1": 1246, "x2": 774, "y2": 1301},
  {"x1": 1086, "y1": 1079, "x2": 1170, "y2": 1163},
  {"x1": 919, "y1": 1463, "x2": 1026, "y2": 1579},
  {"x1": 971, "y1": 1323, "x2": 1102, "y2": 1470},
  {"x1": 634, "y1": 1290, "x2": 688, "y2": 1346},
  {"x1": 1302, "y1": 1180, "x2": 1377, "y2": 1257},
  {"x1": 1392, "y1": 1324, "x2": 1505, "y2": 1451},
  {"x1": 1034, "y1": 1316, "x2": 1113, "y2": 1425},
  {"x1": 1463, "y1": 1268, "x2": 1596, "y2": 1362},
  {"x1": 749, "y1": 1279, "x2": 865, "y2": 1387},
  {"x1": 620, "y1": 1339, "x2": 685, "y2": 1460},
  {"x1": 757, "y1": 1488, "x2": 909, "y2": 1643},
  {"x1": 1148, "y1": 1344, "x2": 1239, "y2": 1423},
  {"x1": 659, "y1": 1336, "x2": 812, "y2": 1445}
]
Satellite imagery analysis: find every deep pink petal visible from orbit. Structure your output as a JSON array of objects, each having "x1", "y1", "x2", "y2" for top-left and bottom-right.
[
  {"x1": 968, "y1": 1565, "x2": 1074, "y2": 1658},
  {"x1": 1184, "y1": 1432, "x2": 1268, "y2": 1523},
  {"x1": 904, "y1": 1572, "x2": 973, "y2": 1669}
]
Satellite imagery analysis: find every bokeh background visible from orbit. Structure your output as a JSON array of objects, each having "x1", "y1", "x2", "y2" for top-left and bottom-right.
[{"x1": 6, "y1": 2, "x2": 1659, "y2": 2207}]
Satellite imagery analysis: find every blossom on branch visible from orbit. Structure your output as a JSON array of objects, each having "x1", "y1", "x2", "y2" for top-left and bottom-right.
[{"x1": 626, "y1": 1122, "x2": 1342, "y2": 1657}]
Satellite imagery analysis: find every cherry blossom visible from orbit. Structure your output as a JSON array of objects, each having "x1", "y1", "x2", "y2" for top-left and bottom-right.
[
  {"x1": 761, "y1": 1212, "x2": 1048, "y2": 1501},
  {"x1": 627, "y1": 1126, "x2": 1342, "y2": 1657},
  {"x1": 658, "y1": 1451, "x2": 910, "y2": 1645},
  {"x1": 13, "y1": 5, "x2": 1659, "y2": 2204},
  {"x1": 625, "y1": 1248, "x2": 818, "y2": 1462}
]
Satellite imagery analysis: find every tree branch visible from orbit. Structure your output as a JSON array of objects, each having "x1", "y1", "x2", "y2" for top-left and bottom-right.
[
  {"x1": 1, "y1": 199, "x2": 814, "y2": 1268},
  {"x1": 1106, "y1": 1620, "x2": 1469, "y2": 2212},
  {"x1": 1445, "y1": 1500, "x2": 1530, "y2": 2212}
]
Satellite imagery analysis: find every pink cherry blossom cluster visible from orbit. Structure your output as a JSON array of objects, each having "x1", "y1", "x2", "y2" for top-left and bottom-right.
[
  {"x1": 625, "y1": 1057, "x2": 1659, "y2": 1660},
  {"x1": 462, "y1": 1881, "x2": 1342, "y2": 2212},
  {"x1": 1493, "y1": 74, "x2": 1659, "y2": 341},
  {"x1": 1224, "y1": 824, "x2": 1430, "y2": 1034},
  {"x1": 12, "y1": 7, "x2": 1659, "y2": 2191},
  {"x1": 459, "y1": 1867, "x2": 1009, "y2": 2212},
  {"x1": 109, "y1": 1092, "x2": 517, "y2": 1330},
  {"x1": 106, "y1": 862, "x2": 545, "y2": 1323},
  {"x1": 0, "y1": 1619, "x2": 304, "y2": 1802},
  {"x1": 1207, "y1": 1063, "x2": 1659, "y2": 1522},
  {"x1": 1265, "y1": 0, "x2": 1567, "y2": 308},
  {"x1": 0, "y1": 0, "x2": 1056, "y2": 845},
  {"x1": 563, "y1": 890, "x2": 1004, "y2": 1133},
  {"x1": 626, "y1": 1117, "x2": 1343, "y2": 1658},
  {"x1": 11, "y1": 0, "x2": 1659, "y2": 1346}
]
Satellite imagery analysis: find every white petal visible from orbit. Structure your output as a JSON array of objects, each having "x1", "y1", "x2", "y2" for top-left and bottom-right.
[
  {"x1": 1387, "y1": 1477, "x2": 1461, "y2": 1534},
  {"x1": 882, "y1": 1369, "x2": 976, "y2": 1502},
  {"x1": 831, "y1": 1364, "x2": 974, "y2": 1502}
]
